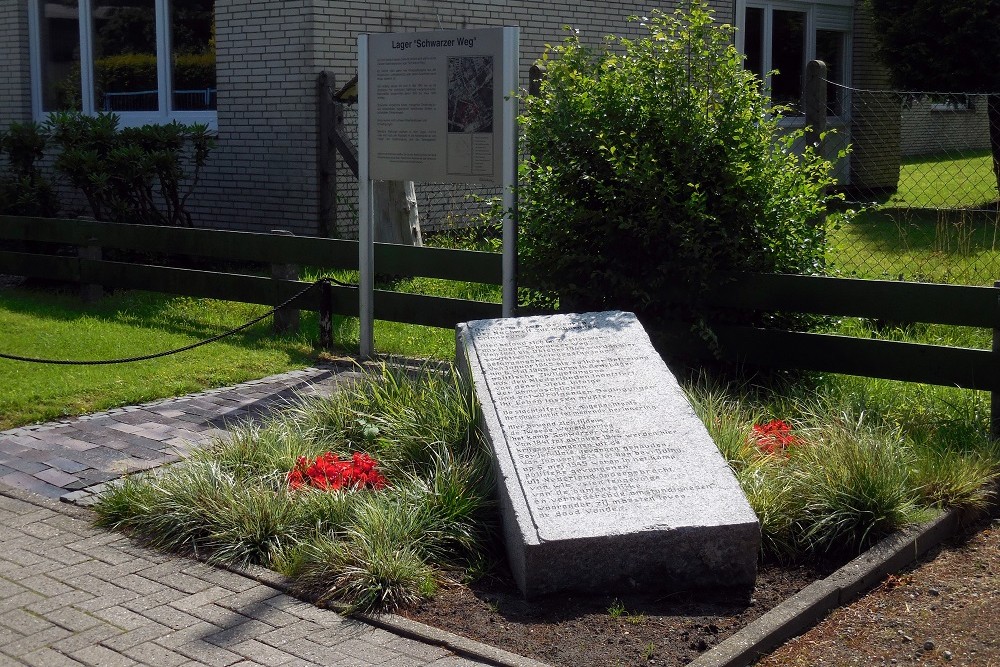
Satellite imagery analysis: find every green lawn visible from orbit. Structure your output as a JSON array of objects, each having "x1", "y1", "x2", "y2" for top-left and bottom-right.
[
  {"x1": 829, "y1": 149, "x2": 1000, "y2": 284},
  {"x1": 889, "y1": 149, "x2": 999, "y2": 210},
  {"x1": 0, "y1": 270, "x2": 500, "y2": 429},
  {"x1": 0, "y1": 287, "x2": 319, "y2": 429},
  {"x1": 827, "y1": 208, "x2": 1000, "y2": 284}
]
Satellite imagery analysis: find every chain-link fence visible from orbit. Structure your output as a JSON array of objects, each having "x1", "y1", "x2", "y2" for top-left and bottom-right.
[{"x1": 831, "y1": 83, "x2": 1000, "y2": 285}]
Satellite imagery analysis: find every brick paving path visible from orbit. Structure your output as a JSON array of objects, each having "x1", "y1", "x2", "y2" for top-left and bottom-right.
[
  {"x1": 0, "y1": 367, "x2": 355, "y2": 501},
  {"x1": 0, "y1": 366, "x2": 493, "y2": 667},
  {"x1": 0, "y1": 489, "x2": 485, "y2": 666}
]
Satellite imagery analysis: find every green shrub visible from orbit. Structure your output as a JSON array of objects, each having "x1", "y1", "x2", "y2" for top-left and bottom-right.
[
  {"x1": 0, "y1": 121, "x2": 59, "y2": 216},
  {"x1": 518, "y1": 2, "x2": 840, "y2": 347},
  {"x1": 94, "y1": 52, "x2": 215, "y2": 94},
  {"x1": 45, "y1": 111, "x2": 214, "y2": 226},
  {"x1": 95, "y1": 53, "x2": 158, "y2": 95},
  {"x1": 174, "y1": 52, "x2": 216, "y2": 89}
]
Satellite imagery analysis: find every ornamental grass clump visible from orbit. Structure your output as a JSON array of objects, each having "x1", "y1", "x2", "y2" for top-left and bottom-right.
[
  {"x1": 94, "y1": 363, "x2": 496, "y2": 612},
  {"x1": 686, "y1": 370, "x2": 998, "y2": 561}
]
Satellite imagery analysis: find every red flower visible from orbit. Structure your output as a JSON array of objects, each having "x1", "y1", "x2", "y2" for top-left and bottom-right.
[
  {"x1": 751, "y1": 419, "x2": 801, "y2": 456},
  {"x1": 287, "y1": 469, "x2": 306, "y2": 490},
  {"x1": 286, "y1": 451, "x2": 387, "y2": 491}
]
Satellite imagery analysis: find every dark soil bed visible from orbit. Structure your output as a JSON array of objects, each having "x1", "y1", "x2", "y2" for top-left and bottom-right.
[{"x1": 401, "y1": 560, "x2": 844, "y2": 667}]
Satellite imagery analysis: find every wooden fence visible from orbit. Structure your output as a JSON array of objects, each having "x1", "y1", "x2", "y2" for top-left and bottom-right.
[
  {"x1": 2, "y1": 214, "x2": 999, "y2": 432},
  {"x1": 0, "y1": 215, "x2": 502, "y2": 331}
]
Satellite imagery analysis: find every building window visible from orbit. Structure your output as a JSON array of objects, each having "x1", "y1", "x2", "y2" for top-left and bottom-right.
[
  {"x1": 30, "y1": 0, "x2": 216, "y2": 126},
  {"x1": 737, "y1": 1, "x2": 851, "y2": 119}
]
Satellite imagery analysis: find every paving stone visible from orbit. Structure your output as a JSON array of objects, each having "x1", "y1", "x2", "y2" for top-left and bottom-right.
[
  {"x1": 169, "y1": 639, "x2": 243, "y2": 667},
  {"x1": 19, "y1": 520, "x2": 64, "y2": 539},
  {"x1": 71, "y1": 644, "x2": 139, "y2": 667},
  {"x1": 205, "y1": 619, "x2": 277, "y2": 648},
  {"x1": 45, "y1": 457, "x2": 90, "y2": 474},
  {"x1": 41, "y1": 606, "x2": 104, "y2": 633},
  {"x1": 18, "y1": 573, "x2": 76, "y2": 597},
  {"x1": 121, "y1": 587, "x2": 189, "y2": 613},
  {"x1": 138, "y1": 605, "x2": 204, "y2": 631},
  {"x1": 20, "y1": 646, "x2": 88, "y2": 667},
  {"x1": 0, "y1": 608, "x2": 58, "y2": 635},
  {"x1": 99, "y1": 621, "x2": 172, "y2": 651},
  {"x1": 1, "y1": 624, "x2": 72, "y2": 656},
  {"x1": 35, "y1": 468, "x2": 82, "y2": 488},
  {"x1": 93, "y1": 606, "x2": 156, "y2": 632},
  {"x1": 122, "y1": 641, "x2": 190, "y2": 667},
  {"x1": 51, "y1": 624, "x2": 125, "y2": 654},
  {"x1": 25, "y1": 590, "x2": 94, "y2": 616},
  {"x1": 0, "y1": 472, "x2": 63, "y2": 498},
  {"x1": 228, "y1": 638, "x2": 298, "y2": 665},
  {"x1": 3, "y1": 458, "x2": 48, "y2": 474}
]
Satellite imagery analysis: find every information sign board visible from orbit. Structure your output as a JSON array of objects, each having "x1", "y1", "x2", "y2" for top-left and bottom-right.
[{"x1": 367, "y1": 28, "x2": 507, "y2": 184}]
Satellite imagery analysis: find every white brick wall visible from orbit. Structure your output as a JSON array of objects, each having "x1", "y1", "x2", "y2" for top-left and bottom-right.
[
  {"x1": 0, "y1": 1, "x2": 32, "y2": 131},
  {"x1": 188, "y1": 0, "x2": 734, "y2": 237},
  {"x1": 0, "y1": 0, "x2": 742, "y2": 234}
]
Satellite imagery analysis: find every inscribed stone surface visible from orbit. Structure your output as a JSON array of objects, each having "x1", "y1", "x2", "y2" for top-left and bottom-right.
[{"x1": 457, "y1": 311, "x2": 760, "y2": 597}]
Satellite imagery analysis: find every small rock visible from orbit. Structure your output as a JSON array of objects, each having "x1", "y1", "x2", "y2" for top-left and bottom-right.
[
  {"x1": 902, "y1": 635, "x2": 913, "y2": 643},
  {"x1": 943, "y1": 651, "x2": 953, "y2": 661},
  {"x1": 924, "y1": 640, "x2": 936, "y2": 651},
  {"x1": 928, "y1": 588, "x2": 940, "y2": 596}
]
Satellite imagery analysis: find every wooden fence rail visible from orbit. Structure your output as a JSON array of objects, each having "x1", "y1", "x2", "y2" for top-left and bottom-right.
[
  {"x1": 0, "y1": 215, "x2": 503, "y2": 330},
  {"x1": 1, "y1": 215, "x2": 998, "y2": 431}
]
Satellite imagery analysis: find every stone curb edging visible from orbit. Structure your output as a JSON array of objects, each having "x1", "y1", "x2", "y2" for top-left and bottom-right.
[{"x1": 687, "y1": 497, "x2": 996, "y2": 667}]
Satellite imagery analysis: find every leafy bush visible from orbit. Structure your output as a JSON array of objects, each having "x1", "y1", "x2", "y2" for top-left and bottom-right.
[
  {"x1": 45, "y1": 111, "x2": 214, "y2": 226},
  {"x1": 518, "y1": 2, "x2": 840, "y2": 346},
  {"x1": 0, "y1": 121, "x2": 59, "y2": 216}
]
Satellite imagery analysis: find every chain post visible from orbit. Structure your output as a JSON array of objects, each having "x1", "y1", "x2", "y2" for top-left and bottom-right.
[{"x1": 319, "y1": 280, "x2": 333, "y2": 350}]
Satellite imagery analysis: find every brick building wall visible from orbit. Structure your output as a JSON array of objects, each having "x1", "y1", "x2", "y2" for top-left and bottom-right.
[
  {"x1": 900, "y1": 97, "x2": 991, "y2": 158},
  {"x1": 12, "y1": 1, "x2": 840, "y2": 237},
  {"x1": 0, "y1": 1, "x2": 33, "y2": 131},
  {"x1": 186, "y1": 0, "x2": 323, "y2": 233},
  {"x1": 847, "y1": 0, "x2": 900, "y2": 193}
]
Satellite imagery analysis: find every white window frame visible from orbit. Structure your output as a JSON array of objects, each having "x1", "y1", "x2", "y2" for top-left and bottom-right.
[
  {"x1": 28, "y1": 0, "x2": 217, "y2": 130},
  {"x1": 735, "y1": 0, "x2": 852, "y2": 126}
]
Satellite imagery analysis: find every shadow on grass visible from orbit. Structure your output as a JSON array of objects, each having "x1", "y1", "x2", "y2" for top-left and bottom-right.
[{"x1": 833, "y1": 208, "x2": 1000, "y2": 254}]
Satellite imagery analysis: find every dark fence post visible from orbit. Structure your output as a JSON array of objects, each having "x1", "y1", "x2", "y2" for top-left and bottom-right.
[
  {"x1": 317, "y1": 71, "x2": 336, "y2": 238},
  {"x1": 270, "y1": 230, "x2": 300, "y2": 335},
  {"x1": 319, "y1": 280, "x2": 333, "y2": 350},
  {"x1": 529, "y1": 64, "x2": 546, "y2": 97},
  {"x1": 804, "y1": 60, "x2": 827, "y2": 149},
  {"x1": 992, "y1": 281, "x2": 1000, "y2": 440},
  {"x1": 805, "y1": 60, "x2": 828, "y2": 231},
  {"x1": 79, "y1": 237, "x2": 103, "y2": 303}
]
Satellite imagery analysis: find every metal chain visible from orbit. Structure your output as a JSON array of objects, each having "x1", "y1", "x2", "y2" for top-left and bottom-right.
[{"x1": 0, "y1": 277, "x2": 352, "y2": 365}]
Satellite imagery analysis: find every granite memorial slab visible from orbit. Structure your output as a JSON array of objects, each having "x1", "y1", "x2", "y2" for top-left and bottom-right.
[{"x1": 456, "y1": 311, "x2": 760, "y2": 598}]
